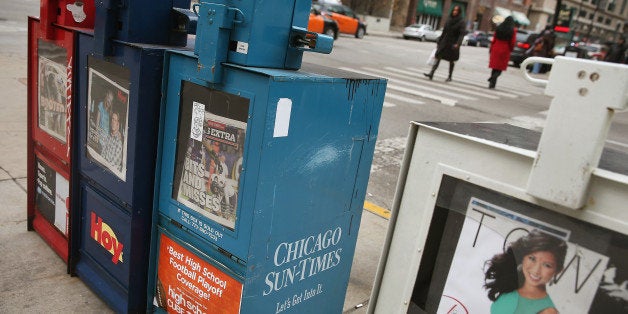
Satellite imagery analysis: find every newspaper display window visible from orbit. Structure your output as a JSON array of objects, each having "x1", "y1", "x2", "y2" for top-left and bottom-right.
[
  {"x1": 37, "y1": 40, "x2": 68, "y2": 143},
  {"x1": 411, "y1": 176, "x2": 628, "y2": 314},
  {"x1": 86, "y1": 56, "x2": 130, "y2": 181},
  {"x1": 35, "y1": 157, "x2": 69, "y2": 236},
  {"x1": 172, "y1": 81, "x2": 249, "y2": 230}
]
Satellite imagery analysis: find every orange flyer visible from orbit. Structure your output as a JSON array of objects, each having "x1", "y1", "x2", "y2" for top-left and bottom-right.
[{"x1": 155, "y1": 234, "x2": 243, "y2": 314}]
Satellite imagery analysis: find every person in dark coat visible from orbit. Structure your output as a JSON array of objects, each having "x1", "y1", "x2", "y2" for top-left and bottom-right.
[
  {"x1": 604, "y1": 37, "x2": 626, "y2": 63},
  {"x1": 528, "y1": 26, "x2": 555, "y2": 74},
  {"x1": 487, "y1": 16, "x2": 516, "y2": 89},
  {"x1": 424, "y1": 5, "x2": 466, "y2": 82}
]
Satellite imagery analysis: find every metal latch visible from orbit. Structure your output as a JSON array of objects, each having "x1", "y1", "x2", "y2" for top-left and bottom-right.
[
  {"x1": 521, "y1": 56, "x2": 628, "y2": 209},
  {"x1": 193, "y1": 2, "x2": 244, "y2": 84},
  {"x1": 289, "y1": 26, "x2": 333, "y2": 54}
]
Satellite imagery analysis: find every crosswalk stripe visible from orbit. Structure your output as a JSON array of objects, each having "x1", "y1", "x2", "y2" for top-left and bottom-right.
[
  {"x1": 372, "y1": 67, "x2": 502, "y2": 100},
  {"x1": 407, "y1": 66, "x2": 535, "y2": 96},
  {"x1": 340, "y1": 67, "x2": 458, "y2": 106},
  {"x1": 383, "y1": 102, "x2": 396, "y2": 107},
  {"x1": 387, "y1": 84, "x2": 457, "y2": 106},
  {"x1": 383, "y1": 67, "x2": 519, "y2": 99},
  {"x1": 491, "y1": 110, "x2": 548, "y2": 130},
  {"x1": 360, "y1": 67, "x2": 478, "y2": 101},
  {"x1": 606, "y1": 139, "x2": 628, "y2": 149},
  {"x1": 385, "y1": 93, "x2": 425, "y2": 105}
]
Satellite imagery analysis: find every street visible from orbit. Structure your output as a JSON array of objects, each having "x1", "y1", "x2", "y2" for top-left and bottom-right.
[
  {"x1": 305, "y1": 33, "x2": 628, "y2": 211},
  {"x1": 2, "y1": 2, "x2": 628, "y2": 312}
]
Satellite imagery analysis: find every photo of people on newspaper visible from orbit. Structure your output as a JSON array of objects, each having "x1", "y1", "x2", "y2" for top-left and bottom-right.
[
  {"x1": 86, "y1": 64, "x2": 129, "y2": 181},
  {"x1": 38, "y1": 40, "x2": 67, "y2": 143},
  {"x1": 174, "y1": 107, "x2": 246, "y2": 230}
]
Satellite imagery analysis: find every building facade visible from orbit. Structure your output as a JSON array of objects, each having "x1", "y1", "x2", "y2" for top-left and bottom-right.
[{"x1": 386, "y1": 0, "x2": 626, "y2": 40}]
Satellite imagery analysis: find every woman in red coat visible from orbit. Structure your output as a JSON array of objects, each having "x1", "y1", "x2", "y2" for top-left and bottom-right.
[{"x1": 488, "y1": 16, "x2": 516, "y2": 89}]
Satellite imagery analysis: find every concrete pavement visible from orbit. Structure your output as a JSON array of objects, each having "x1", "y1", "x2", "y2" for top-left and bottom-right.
[{"x1": 0, "y1": 12, "x2": 392, "y2": 314}]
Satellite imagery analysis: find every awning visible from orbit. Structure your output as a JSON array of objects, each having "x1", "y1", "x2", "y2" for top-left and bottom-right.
[
  {"x1": 492, "y1": 7, "x2": 511, "y2": 24},
  {"x1": 417, "y1": 0, "x2": 443, "y2": 17},
  {"x1": 511, "y1": 11, "x2": 531, "y2": 26}
]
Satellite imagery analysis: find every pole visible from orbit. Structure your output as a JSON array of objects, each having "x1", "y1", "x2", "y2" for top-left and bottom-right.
[
  {"x1": 553, "y1": 0, "x2": 562, "y2": 27},
  {"x1": 406, "y1": 0, "x2": 419, "y2": 26}
]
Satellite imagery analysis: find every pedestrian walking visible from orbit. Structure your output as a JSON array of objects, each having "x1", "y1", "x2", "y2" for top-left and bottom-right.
[
  {"x1": 604, "y1": 37, "x2": 626, "y2": 64},
  {"x1": 527, "y1": 26, "x2": 555, "y2": 74},
  {"x1": 487, "y1": 16, "x2": 516, "y2": 89},
  {"x1": 423, "y1": 5, "x2": 466, "y2": 82}
]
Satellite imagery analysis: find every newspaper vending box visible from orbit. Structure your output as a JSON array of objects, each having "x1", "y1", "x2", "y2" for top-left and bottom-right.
[
  {"x1": 147, "y1": 1, "x2": 386, "y2": 313},
  {"x1": 27, "y1": 0, "x2": 95, "y2": 264},
  {"x1": 369, "y1": 57, "x2": 628, "y2": 314},
  {"x1": 69, "y1": 0, "x2": 195, "y2": 312}
]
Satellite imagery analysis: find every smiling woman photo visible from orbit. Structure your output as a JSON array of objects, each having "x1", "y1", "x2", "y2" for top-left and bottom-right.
[{"x1": 484, "y1": 230, "x2": 568, "y2": 314}]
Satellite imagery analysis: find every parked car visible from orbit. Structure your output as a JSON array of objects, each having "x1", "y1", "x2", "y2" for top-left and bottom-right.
[
  {"x1": 578, "y1": 43, "x2": 606, "y2": 60},
  {"x1": 508, "y1": 30, "x2": 552, "y2": 73},
  {"x1": 308, "y1": 6, "x2": 339, "y2": 39},
  {"x1": 313, "y1": 3, "x2": 366, "y2": 38},
  {"x1": 465, "y1": 31, "x2": 490, "y2": 47},
  {"x1": 509, "y1": 30, "x2": 536, "y2": 67},
  {"x1": 403, "y1": 24, "x2": 439, "y2": 41},
  {"x1": 426, "y1": 29, "x2": 443, "y2": 42},
  {"x1": 462, "y1": 33, "x2": 469, "y2": 45}
]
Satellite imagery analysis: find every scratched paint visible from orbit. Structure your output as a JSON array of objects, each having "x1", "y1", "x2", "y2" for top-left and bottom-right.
[
  {"x1": 304, "y1": 145, "x2": 342, "y2": 172},
  {"x1": 346, "y1": 79, "x2": 369, "y2": 101}
]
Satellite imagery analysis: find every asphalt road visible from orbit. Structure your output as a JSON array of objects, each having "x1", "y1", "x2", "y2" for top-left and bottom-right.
[{"x1": 304, "y1": 32, "x2": 628, "y2": 211}]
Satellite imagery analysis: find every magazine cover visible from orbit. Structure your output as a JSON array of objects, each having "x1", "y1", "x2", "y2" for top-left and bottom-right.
[
  {"x1": 419, "y1": 177, "x2": 628, "y2": 314},
  {"x1": 437, "y1": 198, "x2": 607, "y2": 314},
  {"x1": 86, "y1": 58, "x2": 130, "y2": 181},
  {"x1": 154, "y1": 233, "x2": 243, "y2": 313},
  {"x1": 174, "y1": 105, "x2": 246, "y2": 230},
  {"x1": 35, "y1": 158, "x2": 69, "y2": 236},
  {"x1": 37, "y1": 40, "x2": 68, "y2": 143}
]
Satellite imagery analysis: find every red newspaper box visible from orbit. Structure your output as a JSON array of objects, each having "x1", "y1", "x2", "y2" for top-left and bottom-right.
[{"x1": 26, "y1": 1, "x2": 94, "y2": 264}]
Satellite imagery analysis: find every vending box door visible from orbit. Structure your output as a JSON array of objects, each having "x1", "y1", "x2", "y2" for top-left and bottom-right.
[
  {"x1": 27, "y1": 16, "x2": 85, "y2": 266},
  {"x1": 75, "y1": 182, "x2": 157, "y2": 313},
  {"x1": 32, "y1": 148, "x2": 71, "y2": 262},
  {"x1": 151, "y1": 228, "x2": 245, "y2": 314},
  {"x1": 28, "y1": 18, "x2": 76, "y2": 164},
  {"x1": 78, "y1": 184, "x2": 132, "y2": 286},
  {"x1": 157, "y1": 51, "x2": 384, "y2": 261},
  {"x1": 76, "y1": 31, "x2": 168, "y2": 209}
]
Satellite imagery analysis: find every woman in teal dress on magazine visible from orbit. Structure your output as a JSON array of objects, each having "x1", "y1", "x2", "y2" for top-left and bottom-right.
[{"x1": 484, "y1": 230, "x2": 568, "y2": 314}]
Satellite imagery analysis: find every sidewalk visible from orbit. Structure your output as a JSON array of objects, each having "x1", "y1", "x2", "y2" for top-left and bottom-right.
[
  {"x1": 0, "y1": 48, "x2": 113, "y2": 311},
  {"x1": 0, "y1": 23, "x2": 390, "y2": 314}
]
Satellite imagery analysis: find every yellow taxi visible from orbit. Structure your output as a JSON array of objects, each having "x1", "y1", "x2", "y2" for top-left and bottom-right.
[
  {"x1": 308, "y1": 5, "x2": 339, "y2": 39},
  {"x1": 312, "y1": 3, "x2": 366, "y2": 39}
]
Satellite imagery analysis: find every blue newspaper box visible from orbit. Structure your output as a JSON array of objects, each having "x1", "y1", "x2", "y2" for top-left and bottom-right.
[
  {"x1": 72, "y1": 35, "x2": 190, "y2": 313},
  {"x1": 147, "y1": 49, "x2": 386, "y2": 312},
  {"x1": 27, "y1": 1, "x2": 95, "y2": 264},
  {"x1": 69, "y1": 1, "x2": 195, "y2": 312}
]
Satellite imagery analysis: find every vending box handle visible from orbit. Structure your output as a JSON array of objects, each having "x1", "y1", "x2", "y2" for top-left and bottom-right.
[{"x1": 520, "y1": 57, "x2": 555, "y2": 87}]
